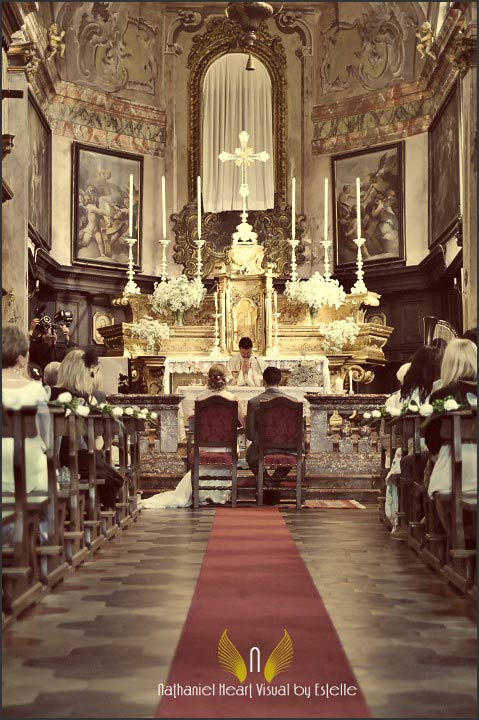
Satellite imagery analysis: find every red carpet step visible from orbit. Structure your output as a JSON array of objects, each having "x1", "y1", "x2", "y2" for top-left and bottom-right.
[{"x1": 157, "y1": 507, "x2": 370, "y2": 718}]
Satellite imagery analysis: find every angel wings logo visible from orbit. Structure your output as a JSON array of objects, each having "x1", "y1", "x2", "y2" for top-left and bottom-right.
[{"x1": 218, "y1": 629, "x2": 294, "y2": 683}]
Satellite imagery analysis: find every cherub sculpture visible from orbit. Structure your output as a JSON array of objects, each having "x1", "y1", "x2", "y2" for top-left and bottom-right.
[
  {"x1": 47, "y1": 23, "x2": 66, "y2": 60},
  {"x1": 416, "y1": 21, "x2": 436, "y2": 61}
]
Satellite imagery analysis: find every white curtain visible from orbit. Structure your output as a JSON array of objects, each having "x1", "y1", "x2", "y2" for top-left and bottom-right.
[{"x1": 202, "y1": 53, "x2": 274, "y2": 213}]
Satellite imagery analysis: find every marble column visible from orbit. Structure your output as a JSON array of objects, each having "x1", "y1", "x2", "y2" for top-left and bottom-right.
[{"x1": 2, "y1": 65, "x2": 30, "y2": 330}]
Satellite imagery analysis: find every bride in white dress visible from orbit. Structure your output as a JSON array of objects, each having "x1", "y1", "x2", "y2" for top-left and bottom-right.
[{"x1": 142, "y1": 365, "x2": 246, "y2": 508}]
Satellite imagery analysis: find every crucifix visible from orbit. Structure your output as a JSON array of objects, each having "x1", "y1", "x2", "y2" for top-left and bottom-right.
[{"x1": 219, "y1": 130, "x2": 270, "y2": 243}]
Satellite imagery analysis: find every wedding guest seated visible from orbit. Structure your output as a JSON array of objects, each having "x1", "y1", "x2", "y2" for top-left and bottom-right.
[
  {"x1": 246, "y1": 366, "x2": 296, "y2": 501},
  {"x1": 227, "y1": 337, "x2": 265, "y2": 387},
  {"x1": 43, "y1": 361, "x2": 61, "y2": 389},
  {"x1": 2, "y1": 326, "x2": 51, "y2": 543},
  {"x1": 143, "y1": 365, "x2": 246, "y2": 508},
  {"x1": 384, "y1": 345, "x2": 442, "y2": 533},
  {"x1": 425, "y1": 339, "x2": 477, "y2": 526},
  {"x1": 50, "y1": 349, "x2": 123, "y2": 509}
]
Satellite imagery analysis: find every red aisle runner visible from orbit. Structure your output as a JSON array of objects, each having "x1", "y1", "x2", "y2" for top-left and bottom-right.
[{"x1": 156, "y1": 507, "x2": 370, "y2": 718}]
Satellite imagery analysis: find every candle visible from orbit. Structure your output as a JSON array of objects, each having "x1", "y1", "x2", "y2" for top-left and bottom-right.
[
  {"x1": 214, "y1": 291, "x2": 218, "y2": 313},
  {"x1": 356, "y1": 177, "x2": 361, "y2": 239},
  {"x1": 291, "y1": 177, "x2": 296, "y2": 240},
  {"x1": 161, "y1": 176, "x2": 166, "y2": 240},
  {"x1": 197, "y1": 176, "x2": 202, "y2": 240},
  {"x1": 324, "y1": 177, "x2": 328, "y2": 241},
  {"x1": 349, "y1": 369, "x2": 354, "y2": 394},
  {"x1": 128, "y1": 174, "x2": 133, "y2": 237}
]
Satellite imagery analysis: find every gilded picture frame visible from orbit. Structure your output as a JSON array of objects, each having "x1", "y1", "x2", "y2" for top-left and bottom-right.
[
  {"x1": 72, "y1": 143, "x2": 143, "y2": 269},
  {"x1": 28, "y1": 91, "x2": 51, "y2": 249},
  {"x1": 332, "y1": 142, "x2": 405, "y2": 269},
  {"x1": 429, "y1": 82, "x2": 461, "y2": 247}
]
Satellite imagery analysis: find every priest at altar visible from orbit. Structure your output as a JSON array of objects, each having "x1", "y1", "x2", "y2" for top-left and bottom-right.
[{"x1": 227, "y1": 337, "x2": 265, "y2": 386}]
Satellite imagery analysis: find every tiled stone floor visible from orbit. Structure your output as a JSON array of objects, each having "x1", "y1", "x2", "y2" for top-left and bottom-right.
[{"x1": 2, "y1": 508, "x2": 476, "y2": 719}]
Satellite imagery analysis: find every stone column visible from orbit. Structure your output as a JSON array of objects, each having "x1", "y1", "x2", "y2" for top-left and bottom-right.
[{"x1": 2, "y1": 49, "x2": 31, "y2": 330}]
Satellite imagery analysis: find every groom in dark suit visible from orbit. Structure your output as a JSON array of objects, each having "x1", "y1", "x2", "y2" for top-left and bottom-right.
[{"x1": 246, "y1": 366, "x2": 295, "y2": 484}]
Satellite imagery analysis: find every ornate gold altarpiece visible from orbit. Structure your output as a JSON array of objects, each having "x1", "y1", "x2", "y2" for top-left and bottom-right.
[{"x1": 100, "y1": 243, "x2": 393, "y2": 394}]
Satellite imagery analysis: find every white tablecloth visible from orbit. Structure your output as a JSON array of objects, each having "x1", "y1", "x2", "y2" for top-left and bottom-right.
[{"x1": 164, "y1": 355, "x2": 330, "y2": 393}]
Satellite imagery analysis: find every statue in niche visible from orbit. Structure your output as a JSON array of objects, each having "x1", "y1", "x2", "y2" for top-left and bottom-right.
[{"x1": 233, "y1": 298, "x2": 259, "y2": 349}]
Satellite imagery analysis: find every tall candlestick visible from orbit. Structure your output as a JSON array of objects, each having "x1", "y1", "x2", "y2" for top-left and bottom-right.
[
  {"x1": 349, "y1": 369, "x2": 354, "y2": 394},
  {"x1": 197, "y1": 176, "x2": 202, "y2": 240},
  {"x1": 324, "y1": 177, "x2": 328, "y2": 241},
  {"x1": 161, "y1": 176, "x2": 166, "y2": 240},
  {"x1": 291, "y1": 177, "x2": 296, "y2": 240},
  {"x1": 273, "y1": 289, "x2": 278, "y2": 314},
  {"x1": 214, "y1": 291, "x2": 218, "y2": 313},
  {"x1": 128, "y1": 174, "x2": 134, "y2": 237},
  {"x1": 356, "y1": 177, "x2": 361, "y2": 239}
]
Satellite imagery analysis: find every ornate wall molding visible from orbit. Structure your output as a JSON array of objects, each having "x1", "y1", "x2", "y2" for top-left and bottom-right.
[
  {"x1": 274, "y1": 9, "x2": 314, "y2": 58},
  {"x1": 48, "y1": 81, "x2": 166, "y2": 156},
  {"x1": 187, "y1": 16, "x2": 287, "y2": 205},
  {"x1": 312, "y1": 5, "x2": 475, "y2": 155},
  {"x1": 171, "y1": 203, "x2": 306, "y2": 279},
  {"x1": 165, "y1": 9, "x2": 204, "y2": 55}
]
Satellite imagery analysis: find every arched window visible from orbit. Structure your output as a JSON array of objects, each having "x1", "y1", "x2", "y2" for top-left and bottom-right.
[{"x1": 202, "y1": 53, "x2": 274, "y2": 212}]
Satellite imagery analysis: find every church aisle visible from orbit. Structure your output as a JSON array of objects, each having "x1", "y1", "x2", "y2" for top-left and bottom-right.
[
  {"x1": 2, "y1": 508, "x2": 476, "y2": 719},
  {"x1": 284, "y1": 510, "x2": 477, "y2": 719}
]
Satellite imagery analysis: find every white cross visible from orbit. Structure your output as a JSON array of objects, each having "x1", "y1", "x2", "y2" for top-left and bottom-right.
[{"x1": 219, "y1": 131, "x2": 269, "y2": 225}]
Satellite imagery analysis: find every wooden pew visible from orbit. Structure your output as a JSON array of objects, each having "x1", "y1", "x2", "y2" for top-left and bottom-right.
[
  {"x1": 50, "y1": 408, "x2": 89, "y2": 568},
  {"x1": 122, "y1": 416, "x2": 144, "y2": 521},
  {"x1": 2, "y1": 407, "x2": 45, "y2": 616},
  {"x1": 435, "y1": 410, "x2": 477, "y2": 593},
  {"x1": 79, "y1": 414, "x2": 106, "y2": 553}
]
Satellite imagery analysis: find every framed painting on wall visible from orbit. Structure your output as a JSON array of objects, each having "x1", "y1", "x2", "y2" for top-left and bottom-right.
[
  {"x1": 332, "y1": 142, "x2": 405, "y2": 269},
  {"x1": 28, "y1": 92, "x2": 51, "y2": 249},
  {"x1": 429, "y1": 82, "x2": 461, "y2": 247},
  {"x1": 72, "y1": 143, "x2": 143, "y2": 268}
]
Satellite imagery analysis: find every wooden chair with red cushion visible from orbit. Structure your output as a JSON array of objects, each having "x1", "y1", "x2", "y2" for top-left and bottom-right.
[
  {"x1": 192, "y1": 396, "x2": 239, "y2": 509},
  {"x1": 257, "y1": 397, "x2": 304, "y2": 509}
]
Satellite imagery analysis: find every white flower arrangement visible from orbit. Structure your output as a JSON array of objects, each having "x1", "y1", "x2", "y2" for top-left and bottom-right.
[
  {"x1": 360, "y1": 394, "x2": 473, "y2": 426},
  {"x1": 317, "y1": 318, "x2": 360, "y2": 351},
  {"x1": 150, "y1": 276, "x2": 206, "y2": 315},
  {"x1": 288, "y1": 361, "x2": 325, "y2": 387},
  {"x1": 285, "y1": 272, "x2": 346, "y2": 311},
  {"x1": 130, "y1": 319, "x2": 170, "y2": 351},
  {"x1": 50, "y1": 394, "x2": 90, "y2": 419}
]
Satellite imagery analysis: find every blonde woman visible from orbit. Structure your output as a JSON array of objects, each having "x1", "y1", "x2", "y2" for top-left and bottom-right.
[
  {"x1": 426, "y1": 338, "x2": 477, "y2": 501},
  {"x1": 143, "y1": 365, "x2": 245, "y2": 508},
  {"x1": 51, "y1": 349, "x2": 121, "y2": 508}
]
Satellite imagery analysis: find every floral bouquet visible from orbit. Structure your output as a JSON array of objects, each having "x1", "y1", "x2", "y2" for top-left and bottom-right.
[
  {"x1": 285, "y1": 273, "x2": 346, "y2": 311},
  {"x1": 49, "y1": 391, "x2": 90, "y2": 418},
  {"x1": 317, "y1": 318, "x2": 360, "y2": 352},
  {"x1": 361, "y1": 395, "x2": 472, "y2": 427},
  {"x1": 96, "y1": 402, "x2": 158, "y2": 426},
  {"x1": 288, "y1": 361, "x2": 325, "y2": 387},
  {"x1": 150, "y1": 276, "x2": 206, "y2": 316},
  {"x1": 130, "y1": 319, "x2": 170, "y2": 352}
]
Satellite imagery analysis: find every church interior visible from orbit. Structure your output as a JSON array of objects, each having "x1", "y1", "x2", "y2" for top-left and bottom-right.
[{"x1": 1, "y1": 1, "x2": 477, "y2": 718}]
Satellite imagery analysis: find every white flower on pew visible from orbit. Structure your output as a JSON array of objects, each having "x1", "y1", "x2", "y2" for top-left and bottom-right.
[
  {"x1": 138, "y1": 412, "x2": 148, "y2": 420},
  {"x1": 150, "y1": 411, "x2": 158, "y2": 419},
  {"x1": 97, "y1": 402, "x2": 106, "y2": 410},
  {"x1": 371, "y1": 409, "x2": 381, "y2": 418},
  {"x1": 3, "y1": 397, "x2": 22, "y2": 410},
  {"x1": 75, "y1": 404, "x2": 90, "y2": 417},
  {"x1": 363, "y1": 412, "x2": 372, "y2": 419},
  {"x1": 443, "y1": 397, "x2": 460, "y2": 411},
  {"x1": 125, "y1": 407, "x2": 134, "y2": 416},
  {"x1": 57, "y1": 391, "x2": 73, "y2": 404},
  {"x1": 112, "y1": 406, "x2": 124, "y2": 418},
  {"x1": 408, "y1": 401, "x2": 419, "y2": 413},
  {"x1": 141, "y1": 407, "x2": 149, "y2": 414},
  {"x1": 388, "y1": 407, "x2": 402, "y2": 417},
  {"x1": 419, "y1": 403, "x2": 434, "y2": 417}
]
